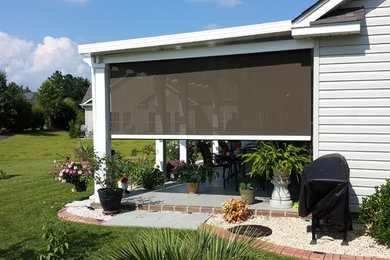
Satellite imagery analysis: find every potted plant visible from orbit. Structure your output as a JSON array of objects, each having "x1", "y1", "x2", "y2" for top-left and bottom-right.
[
  {"x1": 241, "y1": 141, "x2": 309, "y2": 208},
  {"x1": 50, "y1": 159, "x2": 94, "y2": 192},
  {"x1": 239, "y1": 182, "x2": 256, "y2": 204},
  {"x1": 133, "y1": 157, "x2": 165, "y2": 190},
  {"x1": 172, "y1": 160, "x2": 216, "y2": 194},
  {"x1": 96, "y1": 153, "x2": 129, "y2": 214}
]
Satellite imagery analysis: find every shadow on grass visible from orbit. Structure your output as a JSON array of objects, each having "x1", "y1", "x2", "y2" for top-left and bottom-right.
[
  {"x1": 0, "y1": 239, "x2": 37, "y2": 259},
  {"x1": 0, "y1": 226, "x2": 113, "y2": 259},
  {"x1": 0, "y1": 174, "x2": 21, "y2": 180},
  {"x1": 26, "y1": 131, "x2": 57, "y2": 137},
  {"x1": 65, "y1": 229, "x2": 113, "y2": 259}
]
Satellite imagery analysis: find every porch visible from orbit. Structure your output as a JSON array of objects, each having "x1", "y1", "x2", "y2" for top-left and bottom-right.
[{"x1": 119, "y1": 166, "x2": 299, "y2": 213}]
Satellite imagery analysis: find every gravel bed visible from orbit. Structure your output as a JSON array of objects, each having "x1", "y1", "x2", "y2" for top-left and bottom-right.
[
  {"x1": 206, "y1": 214, "x2": 390, "y2": 259},
  {"x1": 66, "y1": 206, "x2": 112, "y2": 221}
]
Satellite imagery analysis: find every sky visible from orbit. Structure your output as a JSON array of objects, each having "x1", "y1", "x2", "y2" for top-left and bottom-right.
[{"x1": 0, "y1": 0, "x2": 317, "y2": 91}]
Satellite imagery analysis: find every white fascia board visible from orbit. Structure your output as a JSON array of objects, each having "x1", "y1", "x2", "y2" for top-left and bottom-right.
[
  {"x1": 79, "y1": 98, "x2": 92, "y2": 106},
  {"x1": 292, "y1": 22, "x2": 361, "y2": 38},
  {"x1": 111, "y1": 134, "x2": 312, "y2": 141},
  {"x1": 103, "y1": 39, "x2": 314, "y2": 64},
  {"x1": 293, "y1": 0, "x2": 346, "y2": 28},
  {"x1": 78, "y1": 20, "x2": 292, "y2": 55}
]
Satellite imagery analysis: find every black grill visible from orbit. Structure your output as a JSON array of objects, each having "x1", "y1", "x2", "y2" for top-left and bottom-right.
[{"x1": 298, "y1": 153, "x2": 352, "y2": 245}]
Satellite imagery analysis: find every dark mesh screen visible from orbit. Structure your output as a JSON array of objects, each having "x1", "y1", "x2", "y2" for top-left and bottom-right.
[{"x1": 110, "y1": 49, "x2": 312, "y2": 137}]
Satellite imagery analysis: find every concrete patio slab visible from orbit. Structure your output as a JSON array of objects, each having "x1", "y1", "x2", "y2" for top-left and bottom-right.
[
  {"x1": 120, "y1": 167, "x2": 298, "y2": 213},
  {"x1": 103, "y1": 211, "x2": 211, "y2": 230}
]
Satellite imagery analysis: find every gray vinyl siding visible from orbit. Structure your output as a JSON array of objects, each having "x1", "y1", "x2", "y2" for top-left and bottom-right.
[{"x1": 317, "y1": 0, "x2": 390, "y2": 212}]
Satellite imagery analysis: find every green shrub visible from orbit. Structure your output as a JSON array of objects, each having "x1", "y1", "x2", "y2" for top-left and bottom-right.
[
  {"x1": 68, "y1": 112, "x2": 85, "y2": 138},
  {"x1": 38, "y1": 221, "x2": 69, "y2": 260},
  {"x1": 96, "y1": 227, "x2": 264, "y2": 260},
  {"x1": 133, "y1": 158, "x2": 164, "y2": 189},
  {"x1": 359, "y1": 180, "x2": 390, "y2": 245},
  {"x1": 166, "y1": 140, "x2": 179, "y2": 161},
  {"x1": 13, "y1": 98, "x2": 32, "y2": 131},
  {"x1": 31, "y1": 104, "x2": 45, "y2": 129}
]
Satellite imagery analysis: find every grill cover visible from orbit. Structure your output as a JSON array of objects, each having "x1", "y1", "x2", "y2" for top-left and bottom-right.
[{"x1": 299, "y1": 153, "x2": 352, "y2": 230}]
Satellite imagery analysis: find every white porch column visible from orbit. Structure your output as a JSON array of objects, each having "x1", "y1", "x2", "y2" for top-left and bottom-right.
[
  {"x1": 91, "y1": 58, "x2": 111, "y2": 201},
  {"x1": 212, "y1": 141, "x2": 219, "y2": 154},
  {"x1": 155, "y1": 140, "x2": 166, "y2": 175},
  {"x1": 179, "y1": 140, "x2": 188, "y2": 163}
]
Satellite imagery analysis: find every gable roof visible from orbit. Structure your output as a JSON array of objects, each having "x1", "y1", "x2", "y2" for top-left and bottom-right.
[
  {"x1": 310, "y1": 7, "x2": 365, "y2": 25},
  {"x1": 292, "y1": 0, "x2": 347, "y2": 27},
  {"x1": 80, "y1": 85, "x2": 92, "y2": 106},
  {"x1": 22, "y1": 92, "x2": 37, "y2": 105}
]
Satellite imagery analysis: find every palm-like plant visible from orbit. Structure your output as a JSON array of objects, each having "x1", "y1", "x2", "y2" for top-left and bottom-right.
[
  {"x1": 96, "y1": 227, "x2": 265, "y2": 260},
  {"x1": 241, "y1": 141, "x2": 310, "y2": 179}
]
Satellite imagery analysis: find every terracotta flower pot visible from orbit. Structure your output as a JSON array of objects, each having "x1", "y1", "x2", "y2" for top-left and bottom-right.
[
  {"x1": 239, "y1": 189, "x2": 256, "y2": 204},
  {"x1": 186, "y1": 182, "x2": 200, "y2": 194}
]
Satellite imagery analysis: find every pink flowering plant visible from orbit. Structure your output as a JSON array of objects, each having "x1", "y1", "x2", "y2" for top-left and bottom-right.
[{"x1": 50, "y1": 159, "x2": 94, "y2": 185}]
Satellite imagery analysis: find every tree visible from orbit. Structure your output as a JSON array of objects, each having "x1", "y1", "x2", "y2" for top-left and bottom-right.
[
  {"x1": 0, "y1": 71, "x2": 33, "y2": 131},
  {"x1": 31, "y1": 105, "x2": 45, "y2": 129},
  {"x1": 36, "y1": 80, "x2": 64, "y2": 129},
  {"x1": 48, "y1": 71, "x2": 90, "y2": 104},
  {"x1": 37, "y1": 71, "x2": 89, "y2": 130}
]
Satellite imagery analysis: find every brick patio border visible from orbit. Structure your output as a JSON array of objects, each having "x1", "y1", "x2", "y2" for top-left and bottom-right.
[
  {"x1": 57, "y1": 208, "x2": 104, "y2": 225},
  {"x1": 58, "y1": 205, "x2": 389, "y2": 260},
  {"x1": 90, "y1": 202, "x2": 303, "y2": 218}
]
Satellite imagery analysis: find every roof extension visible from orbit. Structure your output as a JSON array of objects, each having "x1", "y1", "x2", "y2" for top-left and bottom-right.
[{"x1": 78, "y1": 20, "x2": 292, "y2": 55}]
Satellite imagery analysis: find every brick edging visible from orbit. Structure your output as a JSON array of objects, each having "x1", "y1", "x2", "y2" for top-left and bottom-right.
[
  {"x1": 58, "y1": 206, "x2": 388, "y2": 260},
  {"x1": 200, "y1": 224, "x2": 388, "y2": 260},
  {"x1": 58, "y1": 208, "x2": 105, "y2": 225},
  {"x1": 90, "y1": 202, "x2": 302, "y2": 218}
]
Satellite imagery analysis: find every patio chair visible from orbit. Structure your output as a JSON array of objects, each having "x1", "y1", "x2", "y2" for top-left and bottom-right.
[{"x1": 198, "y1": 141, "x2": 236, "y2": 188}]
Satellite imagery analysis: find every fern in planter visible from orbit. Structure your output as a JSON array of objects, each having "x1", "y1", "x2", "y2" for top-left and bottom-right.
[{"x1": 241, "y1": 141, "x2": 310, "y2": 179}]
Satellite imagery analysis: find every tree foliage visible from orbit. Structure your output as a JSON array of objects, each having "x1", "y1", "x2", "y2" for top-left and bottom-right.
[
  {"x1": 37, "y1": 71, "x2": 89, "y2": 130},
  {"x1": 47, "y1": 71, "x2": 90, "y2": 104},
  {"x1": 0, "y1": 71, "x2": 33, "y2": 131}
]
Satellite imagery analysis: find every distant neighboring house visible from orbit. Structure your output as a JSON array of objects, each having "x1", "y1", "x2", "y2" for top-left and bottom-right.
[
  {"x1": 22, "y1": 92, "x2": 37, "y2": 105},
  {"x1": 80, "y1": 85, "x2": 93, "y2": 137}
]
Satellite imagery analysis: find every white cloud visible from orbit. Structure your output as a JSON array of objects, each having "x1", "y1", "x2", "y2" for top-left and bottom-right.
[
  {"x1": 0, "y1": 32, "x2": 89, "y2": 91},
  {"x1": 64, "y1": 0, "x2": 90, "y2": 3},
  {"x1": 205, "y1": 23, "x2": 221, "y2": 30},
  {"x1": 185, "y1": 0, "x2": 242, "y2": 7}
]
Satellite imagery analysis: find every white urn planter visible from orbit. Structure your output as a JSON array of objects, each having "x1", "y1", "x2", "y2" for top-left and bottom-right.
[{"x1": 270, "y1": 169, "x2": 292, "y2": 209}]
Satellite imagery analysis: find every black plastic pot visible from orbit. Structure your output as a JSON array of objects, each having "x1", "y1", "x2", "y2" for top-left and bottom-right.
[
  {"x1": 98, "y1": 188, "x2": 123, "y2": 214},
  {"x1": 74, "y1": 181, "x2": 87, "y2": 192}
]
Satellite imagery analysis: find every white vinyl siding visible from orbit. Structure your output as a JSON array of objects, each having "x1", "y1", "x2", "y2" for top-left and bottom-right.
[{"x1": 317, "y1": 0, "x2": 390, "y2": 211}]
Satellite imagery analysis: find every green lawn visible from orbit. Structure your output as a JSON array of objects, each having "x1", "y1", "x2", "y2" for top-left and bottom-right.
[{"x1": 0, "y1": 132, "x2": 290, "y2": 259}]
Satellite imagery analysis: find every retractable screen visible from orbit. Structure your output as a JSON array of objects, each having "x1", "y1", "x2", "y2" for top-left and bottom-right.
[{"x1": 110, "y1": 49, "x2": 312, "y2": 137}]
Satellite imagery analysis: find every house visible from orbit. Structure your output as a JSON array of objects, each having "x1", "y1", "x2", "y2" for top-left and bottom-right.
[
  {"x1": 79, "y1": 0, "x2": 390, "y2": 211},
  {"x1": 80, "y1": 85, "x2": 93, "y2": 137},
  {"x1": 22, "y1": 92, "x2": 37, "y2": 105}
]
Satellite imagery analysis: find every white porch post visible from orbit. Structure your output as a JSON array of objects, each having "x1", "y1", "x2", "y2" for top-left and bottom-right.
[
  {"x1": 179, "y1": 140, "x2": 188, "y2": 163},
  {"x1": 91, "y1": 58, "x2": 111, "y2": 201},
  {"x1": 155, "y1": 140, "x2": 166, "y2": 174},
  {"x1": 212, "y1": 141, "x2": 219, "y2": 154}
]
